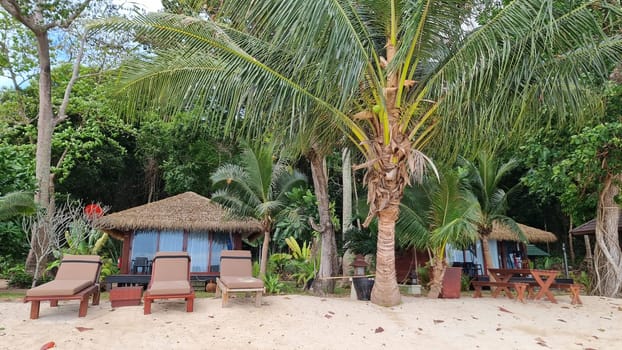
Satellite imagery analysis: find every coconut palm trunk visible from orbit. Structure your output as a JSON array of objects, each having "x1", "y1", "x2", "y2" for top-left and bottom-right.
[{"x1": 371, "y1": 205, "x2": 402, "y2": 305}]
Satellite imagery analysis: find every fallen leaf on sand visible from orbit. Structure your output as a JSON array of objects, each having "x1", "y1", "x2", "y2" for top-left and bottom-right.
[
  {"x1": 375, "y1": 327, "x2": 384, "y2": 333},
  {"x1": 328, "y1": 311, "x2": 335, "y2": 315},
  {"x1": 433, "y1": 320, "x2": 444, "y2": 324},
  {"x1": 324, "y1": 314, "x2": 332, "y2": 319},
  {"x1": 498, "y1": 307, "x2": 512, "y2": 313},
  {"x1": 75, "y1": 327, "x2": 93, "y2": 332},
  {"x1": 557, "y1": 319, "x2": 566, "y2": 323},
  {"x1": 496, "y1": 328, "x2": 501, "y2": 331},
  {"x1": 535, "y1": 337, "x2": 548, "y2": 347},
  {"x1": 40, "y1": 341, "x2": 55, "y2": 350},
  {"x1": 471, "y1": 315, "x2": 478, "y2": 320}
]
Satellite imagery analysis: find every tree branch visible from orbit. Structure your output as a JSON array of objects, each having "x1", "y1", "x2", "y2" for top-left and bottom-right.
[{"x1": 55, "y1": 32, "x2": 87, "y2": 125}]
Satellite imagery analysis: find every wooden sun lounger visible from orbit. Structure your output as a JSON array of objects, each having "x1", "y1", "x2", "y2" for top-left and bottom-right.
[
  {"x1": 24, "y1": 255, "x2": 102, "y2": 319},
  {"x1": 143, "y1": 252, "x2": 195, "y2": 315},
  {"x1": 215, "y1": 250, "x2": 265, "y2": 307}
]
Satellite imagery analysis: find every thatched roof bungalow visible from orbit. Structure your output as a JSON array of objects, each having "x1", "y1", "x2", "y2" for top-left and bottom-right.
[
  {"x1": 98, "y1": 192, "x2": 262, "y2": 278},
  {"x1": 445, "y1": 222, "x2": 558, "y2": 277}
]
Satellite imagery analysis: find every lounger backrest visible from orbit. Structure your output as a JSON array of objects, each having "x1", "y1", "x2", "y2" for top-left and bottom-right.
[
  {"x1": 55, "y1": 254, "x2": 102, "y2": 283},
  {"x1": 150, "y1": 252, "x2": 190, "y2": 282},
  {"x1": 220, "y1": 250, "x2": 252, "y2": 277}
]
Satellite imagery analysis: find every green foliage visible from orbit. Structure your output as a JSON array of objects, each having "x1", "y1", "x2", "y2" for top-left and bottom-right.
[
  {"x1": 0, "y1": 191, "x2": 35, "y2": 221},
  {"x1": 461, "y1": 274, "x2": 472, "y2": 292},
  {"x1": 263, "y1": 273, "x2": 284, "y2": 294},
  {"x1": 136, "y1": 114, "x2": 238, "y2": 197},
  {"x1": 0, "y1": 221, "x2": 29, "y2": 261},
  {"x1": 522, "y1": 122, "x2": 622, "y2": 222},
  {"x1": 268, "y1": 252, "x2": 294, "y2": 277},
  {"x1": 416, "y1": 265, "x2": 431, "y2": 288},
  {"x1": 397, "y1": 167, "x2": 480, "y2": 254},
  {"x1": 0, "y1": 140, "x2": 35, "y2": 194},
  {"x1": 570, "y1": 270, "x2": 592, "y2": 292},
  {"x1": 98, "y1": 257, "x2": 119, "y2": 283},
  {"x1": 6, "y1": 264, "x2": 32, "y2": 288},
  {"x1": 534, "y1": 256, "x2": 564, "y2": 270},
  {"x1": 285, "y1": 237, "x2": 311, "y2": 261},
  {"x1": 344, "y1": 227, "x2": 377, "y2": 256},
  {"x1": 273, "y1": 187, "x2": 321, "y2": 249}
]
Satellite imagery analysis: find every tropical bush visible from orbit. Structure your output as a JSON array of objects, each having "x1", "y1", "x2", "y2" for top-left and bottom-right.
[{"x1": 263, "y1": 273, "x2": 285, "y2": 294}]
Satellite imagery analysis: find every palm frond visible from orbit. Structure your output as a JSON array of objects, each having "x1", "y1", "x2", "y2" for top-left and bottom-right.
[{"x1": 0, "y1": 191, "x2": 36, "y2": 221}]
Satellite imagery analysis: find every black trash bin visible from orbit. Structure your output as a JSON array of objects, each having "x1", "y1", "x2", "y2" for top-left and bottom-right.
[{"x1": 352, "y1": 277, "x2": 374, "y2": 300}]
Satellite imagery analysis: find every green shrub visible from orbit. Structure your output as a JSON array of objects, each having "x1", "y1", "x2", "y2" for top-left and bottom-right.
[
  {"x1": 263, "y1": 273, "x2": 285, "y2": 294},
  {"x1": 416, "y1": 265, "x2": 430, "y2": 287},
  {"x1": 7, "y1": 264, "x2": 32, "y2": 288},
  {"x1": 461, "y1": 274, "x2": 472, "y2": 291}
]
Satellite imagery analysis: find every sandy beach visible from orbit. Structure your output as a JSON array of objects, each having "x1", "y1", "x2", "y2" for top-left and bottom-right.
[{"x1": 0, "y1": 292, "x2": 621, "y2": 350}]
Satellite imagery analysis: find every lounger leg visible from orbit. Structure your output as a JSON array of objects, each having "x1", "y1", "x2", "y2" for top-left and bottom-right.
[
  {"x1": 78, "y1": 297, "x2": 89, "y2": 317},
  {"x1": 215, "y1": 279, "x2": 222, "y2": 298},
  {"x1": 222, "y1": 291, "x2": 228, "y2": 307},
  {"x1": 92, "y1": 290, "x2": 101, "y2": 306},
  {"x1": 186, "y1": 296, "x2": 194, "y2": 312},
  {"x1": 29, "y1": 301, "x2": 41, "y2": 320},
  {"x1": 144, "y1": 297, "x2": 152, "y2": 315},
  {"x1": 255, "y1": 291, "x2": 261, "y2": 307}
]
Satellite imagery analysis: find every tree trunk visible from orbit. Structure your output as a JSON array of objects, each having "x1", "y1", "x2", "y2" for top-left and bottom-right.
[
  {"x1": 259, "y1": 229, "x2": 270, "y2": 277},
  {"x1": 26, "y1": 30, "x2": 55, "y2": 273},
  {"x1": 427, "y1": 255, "x2": 445, "y2": 298},
  {"x1": 370, "y1": 206, "x2": 401, "y2": 306},
  {"x1": 342, "y1": 148, "x2": 352, "y2": 239},
  {"x1": 592, "y1": 173, "x2": 622, "y2": 297},
  {"x1": 308, "y1": 148, "x2": 338, "y2": 294}
]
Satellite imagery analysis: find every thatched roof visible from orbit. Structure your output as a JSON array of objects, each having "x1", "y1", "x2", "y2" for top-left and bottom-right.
[
  {"x1": 97, "y1": 192, "x2": 262, "y2": 238},
  {"x1": 570, "y1": 210, "x2": 622, "y2": 236},
  {"x1": 489, "y1": 222, "x2": 557, "y2": 243}
]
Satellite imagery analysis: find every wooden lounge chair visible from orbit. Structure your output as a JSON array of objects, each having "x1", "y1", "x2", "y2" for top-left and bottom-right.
[
  {"x1": 215, "y1": 250, "x2": 265, "y2": 307},
  {"x1": 143, "y1": 252, "x2": 195, "y2": 315},
  {"x1": 24, "y1": 254, "x2": 102, "y2": 319}
]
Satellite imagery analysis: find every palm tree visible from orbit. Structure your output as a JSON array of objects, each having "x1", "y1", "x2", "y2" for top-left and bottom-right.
[
  {"x1": 461, "y1": 151, "x2": 526, "y2": 275},
  {"x1": 0, "y1": 191, "x2": 36, "y2": 221},
  {"x1": 100, "y1": 0, "x2": 621, "y2": 306},
  {"x1": 397, "y1": 168, "x2": 480, "y2": 298},
  {"x1": 210, "y1": 142, "x2": 307, "y2": 277}
]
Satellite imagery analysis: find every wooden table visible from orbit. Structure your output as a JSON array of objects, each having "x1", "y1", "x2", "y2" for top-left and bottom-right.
[{"x1": 488, "y1": 268, "x2": 560, "y2": 303}]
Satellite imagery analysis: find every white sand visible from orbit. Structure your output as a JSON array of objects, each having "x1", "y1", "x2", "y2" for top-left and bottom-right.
[{"x1": 0, "y1": 293, "x2": 620, "y2": 349}]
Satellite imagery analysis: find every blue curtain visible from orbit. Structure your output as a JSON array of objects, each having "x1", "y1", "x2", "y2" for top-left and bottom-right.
[
  {"x1": 187, "y1": 232, "x2": 209, "y2": 272},
  {"x1": 131, "y1": 230, "x2": 158, "y2": 261},
  {"x1": 210, "y1": 232, "x2": 233, "y2": 272},
  {"x1": 159, "y1": 230, "x2": 183, "y2": 252}
]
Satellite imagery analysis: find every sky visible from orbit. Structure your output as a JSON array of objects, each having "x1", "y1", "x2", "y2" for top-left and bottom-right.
[
  {"x1": 0, "y1": 1, "x2": 164, "y2": 89},
  {"x1": 114, "y1": 0, "x2": 163, "y2": 13}
]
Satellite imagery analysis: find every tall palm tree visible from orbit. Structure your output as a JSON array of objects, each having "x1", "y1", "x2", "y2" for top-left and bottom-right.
[
  {"x1": 210, "y1": 142, "x2": 307, "y2": 277},
  {"x1": 99, "y1": 0, "x2": 621, "y2": 306},
  {"x1": 397, "y1": 168, "x2": 480, "y2": 298},
  {"x1": 461, "y1": 151, "x2": 526, "y2": 275}
]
